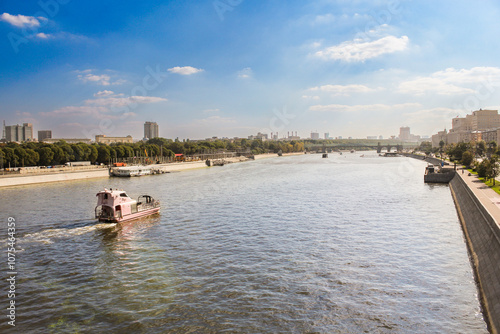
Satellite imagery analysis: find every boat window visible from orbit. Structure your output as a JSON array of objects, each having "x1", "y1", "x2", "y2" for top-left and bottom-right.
[
  {"x1": 104, "y1": 194, "x2": 108, "y2": 199},
  {"x1": 115, "y1": 205, "x2": 121, "y2": 211},
  {"x1": 120, "y1": 193, "x2": 128, "y2": 197}
]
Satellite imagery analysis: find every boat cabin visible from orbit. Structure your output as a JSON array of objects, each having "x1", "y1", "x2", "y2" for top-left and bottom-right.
[{"x1": 95, "y1": 188, "x2": 160, "y2": 222}]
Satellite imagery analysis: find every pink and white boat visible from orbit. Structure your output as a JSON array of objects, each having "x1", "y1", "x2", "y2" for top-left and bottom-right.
[{"x1": 95, "y1": 188, "x2": 160, "y2": 223}]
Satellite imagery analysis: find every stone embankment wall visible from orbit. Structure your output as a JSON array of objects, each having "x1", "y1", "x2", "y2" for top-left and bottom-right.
[
  {"x1": 0, "y1": 170, "x2": 109, "y2": 188},
  {"x1": 449, "y1": 174, "x2": 500, "y2": 333},
  {"x1": 402, "y1": 153, "x2": 448, "y2": 166}
]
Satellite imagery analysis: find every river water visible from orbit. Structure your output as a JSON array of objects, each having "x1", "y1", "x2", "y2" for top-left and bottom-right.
[{"x1": 0, "y1": 152, "x2": 488, "y2": 333}]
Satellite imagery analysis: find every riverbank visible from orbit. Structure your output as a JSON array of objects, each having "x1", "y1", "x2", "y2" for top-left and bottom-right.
[
  {"x1": 405, "y1": 153, "x2": 500, "y2": 333},
  {"x1": 0, "y1": 152, "x2": 304, "y2": 188},
  {"x1": 450, "y1": 172, "x2": 500, "y2": 333}
]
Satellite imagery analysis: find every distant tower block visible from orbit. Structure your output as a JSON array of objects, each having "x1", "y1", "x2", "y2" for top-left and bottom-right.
[{"x1": 144, "y1": 121, "x2": 159, "y2": 139}]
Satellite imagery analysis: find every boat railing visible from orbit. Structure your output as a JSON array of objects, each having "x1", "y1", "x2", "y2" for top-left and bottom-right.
[{"x1": 137, "y1": 200, "x2": 160, "y2": 212}]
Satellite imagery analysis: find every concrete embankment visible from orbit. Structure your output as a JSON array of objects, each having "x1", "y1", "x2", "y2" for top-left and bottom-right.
[
  {"x1": 402, "y1": 153, "x2": 448, "y2": 166},
  {"x1": 0, "y1": 169, "x2": 110, "y2": 188},
  {"x1": 449, "y1": 173, "x2": 500, "y2": 333}
]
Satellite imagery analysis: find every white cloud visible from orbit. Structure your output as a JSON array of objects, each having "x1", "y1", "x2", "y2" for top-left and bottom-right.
[
  {"x1": 307, "y1": 84, "x2": 381, "y2": 96},
  {"x1": 237, "y1": 67, "x2": 253, "y2": 79},
  {"x1": 78, "y1": 73, "x2": 111, "y2": 86},
  {"x1": 86, "y1": 96, "x2": 167, "y2": 108},
  {"x1": 94, "y1": 90, "x2": 115, "y2": 97},
  {"x1": 308, "y1": 102, "x2": 421, "y2": 113},
  {"x1": 315, "y1": 35, "x2": 409, "y2": 62},
  {"x1": 313, "y1": 14, "x2": 336, "y2": 25},
  {"x1": 0, "y1": 13, "x2": 46, "y2": 28},
  {"x1": 168, "y1": 66, "x2": 204, "y2": 75},
  {"x1": 41, "y1": 93, "x2": 166, "y2": 120},
  {"x1": 35, "y1": 32, "x2": 51, "y2": 39},
  {"x1": 76, "y1": 70, "x2": 126, "y2": 86},
  {"x1": 398, "y1": 67, "x2": 500, "y2": 95},
  {"x1": 302, "y1": 95, "x2": 320, "y2": 100}
]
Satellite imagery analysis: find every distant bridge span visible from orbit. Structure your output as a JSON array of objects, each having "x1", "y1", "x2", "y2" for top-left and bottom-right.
[{"x1": 305, "y1": 142, "x2": 418, "y2": 153}]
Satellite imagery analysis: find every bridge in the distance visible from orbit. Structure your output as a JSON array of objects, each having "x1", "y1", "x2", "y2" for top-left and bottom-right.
[{"x1": 304, "y1": 140, "x2": 419, "y2": 153}]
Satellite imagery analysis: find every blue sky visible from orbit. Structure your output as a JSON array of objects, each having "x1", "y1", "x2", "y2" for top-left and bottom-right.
[{"x1": 2, "y1": 0, "x2": 500, "y2": 140}]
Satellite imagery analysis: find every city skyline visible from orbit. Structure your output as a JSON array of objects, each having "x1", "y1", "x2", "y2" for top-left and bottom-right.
[{"x1": 2, "y1": 1, "x2": 500, "y2": 140}]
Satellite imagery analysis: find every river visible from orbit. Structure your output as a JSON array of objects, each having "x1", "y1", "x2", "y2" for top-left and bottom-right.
[{"x1": 0, "y1": 152, "x2": 488, "y2": 333}]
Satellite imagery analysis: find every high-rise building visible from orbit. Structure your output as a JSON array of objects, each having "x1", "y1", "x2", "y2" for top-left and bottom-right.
[
  {"x1": 144, "y1": 121, "x2": 159, "y2": 140},
  {"x1": 4, "y1": 123, "x2": 33, "y2": 142},
  {"x1": 399, "y1": 127, "x2": 410, "y2": 141},
  {"x1": 311, "y1": 132, "x2": 320, "y2": 140},
  {"x1": 38, "y1": 130, "x2": 52, "y2": 142}
]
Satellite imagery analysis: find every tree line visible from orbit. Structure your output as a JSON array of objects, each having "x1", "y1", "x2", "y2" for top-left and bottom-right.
[
  {"x1": 418, "y1": 140, "x2": 500, "y2": 184},
  {"x1": 0, "y1": 138, "x2": 305, "y2": 167}
]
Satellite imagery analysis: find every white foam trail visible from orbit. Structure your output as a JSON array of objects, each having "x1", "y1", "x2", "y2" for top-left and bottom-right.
[{"x1": 21, "y1": 223, "x2": 116, "y2": 245}]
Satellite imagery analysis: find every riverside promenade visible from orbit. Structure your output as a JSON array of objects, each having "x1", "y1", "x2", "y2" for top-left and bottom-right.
[{"x1": 451, "y1": 169, "x2": 500, "y2": 333}]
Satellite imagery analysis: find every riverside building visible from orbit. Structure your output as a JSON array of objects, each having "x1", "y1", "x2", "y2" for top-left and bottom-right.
[
  {"x1": 95, "y1": 135, "x2": 133, "y2": 144},
  {"x1": 432, "y1": 109, "x2": 500, "y2": 147}
]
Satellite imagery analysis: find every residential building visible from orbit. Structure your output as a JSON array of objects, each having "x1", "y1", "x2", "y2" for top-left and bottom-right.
[
  {"x1": 144, "y1": 121, "x2": 159, "y2": 140},
  {"x1": 4, "y1": 123, "x2": 33, "y2": 142},
  {"x1": 431, "y1": 109, "x2": 500, "y2": 147},
  {"x1": 38, "y1": 130, "x2": 52, "y2": 142},
  {"x1": 399, "y1": 127, "x2": 410, "y2": 141},
  {"x1": 248, "y1": 132, "x2": 268, "y2": 140},
  {"x1": 95, "y1": 135, "x2": 133, "y2": 144}
]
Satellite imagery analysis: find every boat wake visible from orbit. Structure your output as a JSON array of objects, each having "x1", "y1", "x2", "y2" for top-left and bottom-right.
[{"x1": 20, "y1": 222, "x2": 117, "y2": 245}]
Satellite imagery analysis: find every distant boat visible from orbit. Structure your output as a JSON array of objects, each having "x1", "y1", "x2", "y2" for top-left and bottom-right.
[
  {"x1": 109, "y1": 165, "x2": 151, "y2": 177},
  {"x1": 322, "y1": 153, "x2": 328, "y2": 158},
  {"x1": 95, "y1": 188, "x2": 160, "y2": 223}
]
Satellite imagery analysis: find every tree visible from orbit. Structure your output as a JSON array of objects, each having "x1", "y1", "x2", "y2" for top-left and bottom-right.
[
  {"x1": 488, "y1": 141, "x2": 497, "y2": 157},
  {"x1": 476, "y1": 141, "x2": 486, "y2": 157},
  {"x1": 51, "y1": 146, "x2": 66, "y2": 164},
  {"x1": 3, "y1": 147, "x2": 17, "y2": 167},
  {"x1": 89, "y1": 145, "x2": 98, "y2": 163},
  {"x1": 14, "y1": 147, "x2": 27, "y2": 167},
  {"x1": 97, "y1": 145, "x2": 111, "y2": 164},
  {"x1": 38, "y1": 147, "x2": 54, "y2": 166},
  {"x1": 487, "y1": 156, "x2": 500, "y2": 186},
  {"x1": 25, "y1": 149, "x2": 39, "y2": 166},
  {"x1": 461, "y1": 151, "x2": 474, "y2": 167}
]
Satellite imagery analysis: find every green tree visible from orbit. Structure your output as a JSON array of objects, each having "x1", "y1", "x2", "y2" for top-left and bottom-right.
[
  {"x1": 97, "y1": 145, "x2": 111, "y2": 164},
  {"x1": 38, "y1": 147, "x2": 54, "y2": 166},
  {"x1": 461, "y1": 151, "x2": 474, "y2": 167},
  {"x1": 14, "y1": 147, "x2": 27, "y2": 167},
  {"x1": 51, "y1": 146, "x2": 67, "y2": 164},
  {"x1": 488, "y1": 141, "x2": 497, "y2": 157},
  {"x1": 476, "y1": 141, "x2": 486, "y2": 157},
  {"x1": 89, "y1": 145, "x2": 98, "y2": 163},
  {"x1": 25, "y1": 149, "x2": 39, "y2": 166},
  {"x1": 487, "y1": 156, "x2": 500, "y2": 185},
  {"x1": 3, "y1": 147, "x2": 18, "y2": 167}
]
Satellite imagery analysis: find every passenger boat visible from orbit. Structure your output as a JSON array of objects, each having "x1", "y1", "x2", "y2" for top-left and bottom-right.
[
  {"x1": 109, "y1": 166, "x2": 151, "y2": 177},
  {"x1": 95, "y1": 188, "x2": 160, "y2": 223}
]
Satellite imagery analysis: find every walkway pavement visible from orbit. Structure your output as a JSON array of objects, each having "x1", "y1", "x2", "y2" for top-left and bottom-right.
[{"x1": 457, "y1": 168, "x2": 500, "y2": 227}]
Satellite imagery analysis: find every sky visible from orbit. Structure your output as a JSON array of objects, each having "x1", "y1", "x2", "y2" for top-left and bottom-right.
[{"x1": 2, "y1": 0, "x2": 500, "y2": 140}]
